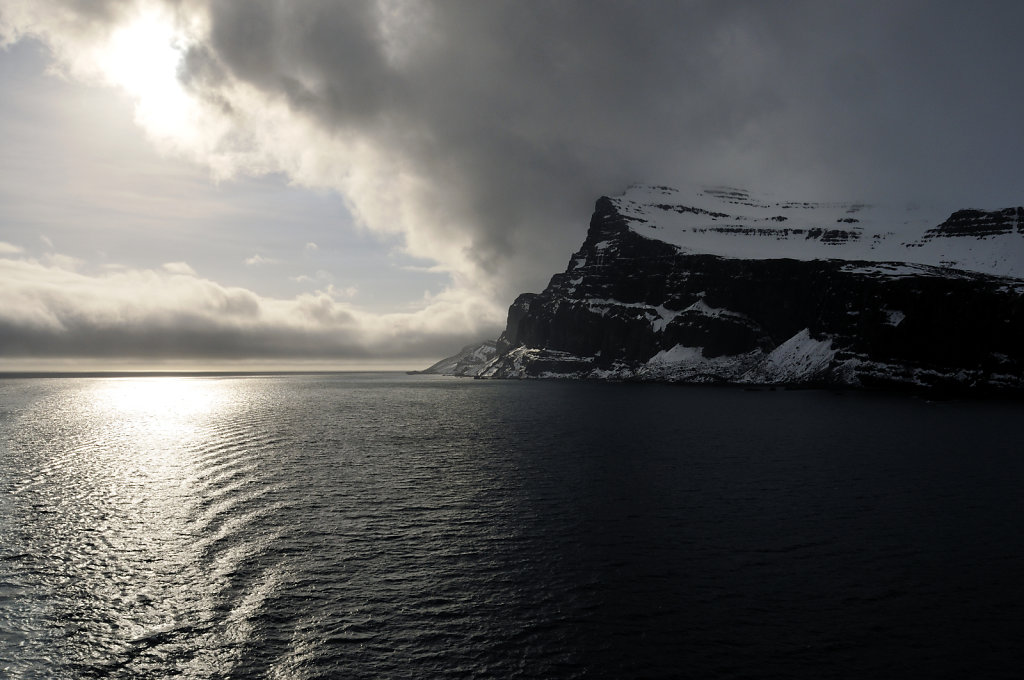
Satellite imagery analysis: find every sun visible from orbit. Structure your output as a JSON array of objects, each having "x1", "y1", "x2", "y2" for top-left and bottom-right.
[{"x1": 94, "y1": 9, "x2": 196, "y2": 140}]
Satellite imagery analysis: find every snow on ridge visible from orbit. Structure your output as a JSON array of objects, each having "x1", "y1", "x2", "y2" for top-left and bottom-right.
[
  {"x1": 609, "y1": 184, "x2": 1024, "y2": 278},
  {"x1": 578, "y1": 298, "x2": 748, "y2": 330},
  {"x1": 635, "y1": 329, "x2": 837, "y2": 384},
  {"x1": 740, "y1": 329, "x2": 836, "y2": 384},
  {"x1": 680, "y1": 299, "x2": 749, "y2": 322},
  {"x1": 638, "y1": 344, "x2": 758, "y2": 382},
  {"x1": 421, "y1": 340, "x2": 497, "y2": 375}
]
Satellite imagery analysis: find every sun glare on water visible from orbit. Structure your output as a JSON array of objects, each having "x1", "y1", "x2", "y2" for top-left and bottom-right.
[
  {"x1": 95, "y1": 10, "x2": 196, "y2": 140},
  {"x1": 90, "y1": 377, "x2": 229, "y2": 444}
]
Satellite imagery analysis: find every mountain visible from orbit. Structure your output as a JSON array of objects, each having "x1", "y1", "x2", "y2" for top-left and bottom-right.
[
  {"x1": 603, "y1": 185, "x2": 1024, "y2": 277},
  {"x1": 430, "y1": 185, "x2": 1024, "y2": 392},
  {"x1": 416, "y1": 340, "x2": 498, "y2": 376}
]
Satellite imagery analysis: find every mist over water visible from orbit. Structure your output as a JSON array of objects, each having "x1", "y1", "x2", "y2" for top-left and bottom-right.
[{"x1": 2, "y1": 374, "x2": 1023, "y2": 678}]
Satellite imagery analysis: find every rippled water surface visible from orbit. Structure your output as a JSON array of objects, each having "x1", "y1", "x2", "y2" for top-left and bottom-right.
[{"x1": 2, "y1": 373, "x2": 1024, "y2": 678}]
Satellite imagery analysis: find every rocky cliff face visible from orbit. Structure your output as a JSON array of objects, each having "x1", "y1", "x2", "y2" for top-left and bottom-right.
[{"x1": 434, "y1": 186, "x2": 1024, "y2": 391}]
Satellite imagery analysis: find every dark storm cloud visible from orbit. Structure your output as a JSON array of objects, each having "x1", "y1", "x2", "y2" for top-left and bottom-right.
[
  {"x1": 184, "y1": 0, "x2": 1024, "y2": 295},
  {"x1": 4, "y1": 0, "x2": 1023, "y2": 365}
]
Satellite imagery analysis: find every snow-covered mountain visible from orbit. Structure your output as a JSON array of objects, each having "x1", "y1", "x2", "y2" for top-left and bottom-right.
[
  {"x1": 611, "y1": 185, "x2": 1024, "y2": 277},
  {"x1": 416, "y1": 340, "x2": 498, "y2": 376},
  {"x1": 428, "y1": 185, "x2": 1024, "y2": 392}
]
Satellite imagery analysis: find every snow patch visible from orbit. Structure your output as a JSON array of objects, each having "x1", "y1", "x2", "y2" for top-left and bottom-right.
[
  {"x1": 741, "y1": 329, "x2": 836, "y2": 384},
  {"x1": 646, "y1": 344, "x2": 705, "y2": 365},
  {"x1": 651, "y1": 305, "x2": 682, "y2": 332},
  {"x1": 884, "y1": 309, "x2": 906, "y2": 327},
  {"x1": 680, "y1": 299, "x2": 751, "y2": 322}
]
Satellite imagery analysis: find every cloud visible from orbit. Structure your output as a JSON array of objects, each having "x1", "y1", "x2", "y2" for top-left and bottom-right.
[
  {"x1": 243, "y1": 253, "x2": 276, "y2": 266},
  {"x1": 304, "y1": 241, "x2": 318, "y2": 251},
  {"x1": 0, "y1": 242, "x2": 24, "y2": 255},
  {"x1": 3, "y1": 0, "x2": 1024, "y2": 364},
  {"x1": 0, "y1": 251, "x2": 497, "y2": 361},
  {"x1": 327, "y1": 284, "x2": 357, "y2": 299},
  {"x1": 292, "y1": 270, "x2": 335, "y2": 285},
  {"x1": 162, "y1": 261, "x2": 197, "y2": 275},
  {"x1": 42, "y1": 253, "x2": 83, "y2": 271}
]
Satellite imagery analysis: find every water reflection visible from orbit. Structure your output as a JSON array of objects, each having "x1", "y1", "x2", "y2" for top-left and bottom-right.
[
  {"x1": 2, "y1": 376, "x2": 253, "y2": 678},
  {"x1": 88, "y1": 376, "x2": 232, "y2": 443},
  {"x1": 4, "y1": 376, "x2": 1023, "y2": 678}
]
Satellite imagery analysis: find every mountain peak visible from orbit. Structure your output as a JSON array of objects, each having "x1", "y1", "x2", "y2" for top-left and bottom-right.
[
  {"x1": 605, "y1": 184, "x2": 1024, "y2": 278},
  {"x1": 427, "y1": 186, "x2": 1024, "y2": 392}
]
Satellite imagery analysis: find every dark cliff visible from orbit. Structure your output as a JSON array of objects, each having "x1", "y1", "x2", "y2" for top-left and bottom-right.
[{"x1": 475, "y1": 195, "x2": 1024, "y2": 391}]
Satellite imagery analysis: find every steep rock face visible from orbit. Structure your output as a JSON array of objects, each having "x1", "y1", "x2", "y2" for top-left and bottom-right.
[{"x1": 473, "y1": 189, "x2": 1024, "y2": 391}]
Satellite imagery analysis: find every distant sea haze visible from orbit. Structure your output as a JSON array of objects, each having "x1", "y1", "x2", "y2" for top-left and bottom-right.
[{"x1": 2, "y1": 373, "x2": 1023, "y2": 678}]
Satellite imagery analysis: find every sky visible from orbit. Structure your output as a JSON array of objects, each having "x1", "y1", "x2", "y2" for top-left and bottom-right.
[{"x1": 1, "y1": 0, "x2": 1022, "y2": 370}]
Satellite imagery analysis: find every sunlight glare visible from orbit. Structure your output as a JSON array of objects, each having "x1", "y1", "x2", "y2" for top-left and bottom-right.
[
  {"x1": 95, "y1": 10, "x2": 196, "y2": 140},
  {"x1": 91, "y1": 377, "x2": 228, "y2": 442}
]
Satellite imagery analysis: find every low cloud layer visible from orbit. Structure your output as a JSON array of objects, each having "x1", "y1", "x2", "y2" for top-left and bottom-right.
[
  {"x1": 0, "y1": 252, "x2": 495, "y2": 363},
  {"x1": 3, "y1": 1, "x2": 1023, "y2": 364}
]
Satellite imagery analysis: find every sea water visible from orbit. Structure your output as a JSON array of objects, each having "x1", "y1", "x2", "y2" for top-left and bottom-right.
[{"x1": 2, "y1": 373, "x2": 1023, "y2": 678}]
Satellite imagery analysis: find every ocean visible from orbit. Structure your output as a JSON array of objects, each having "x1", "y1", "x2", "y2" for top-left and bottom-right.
[{"x1": 2, "y1": 373, "x2": 1023, "y2": 678}]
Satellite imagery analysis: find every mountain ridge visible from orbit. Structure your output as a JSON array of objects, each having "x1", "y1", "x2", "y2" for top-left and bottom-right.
[{"x1": 424, "y1": 185, "x2": 1024, "y2": 391}]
